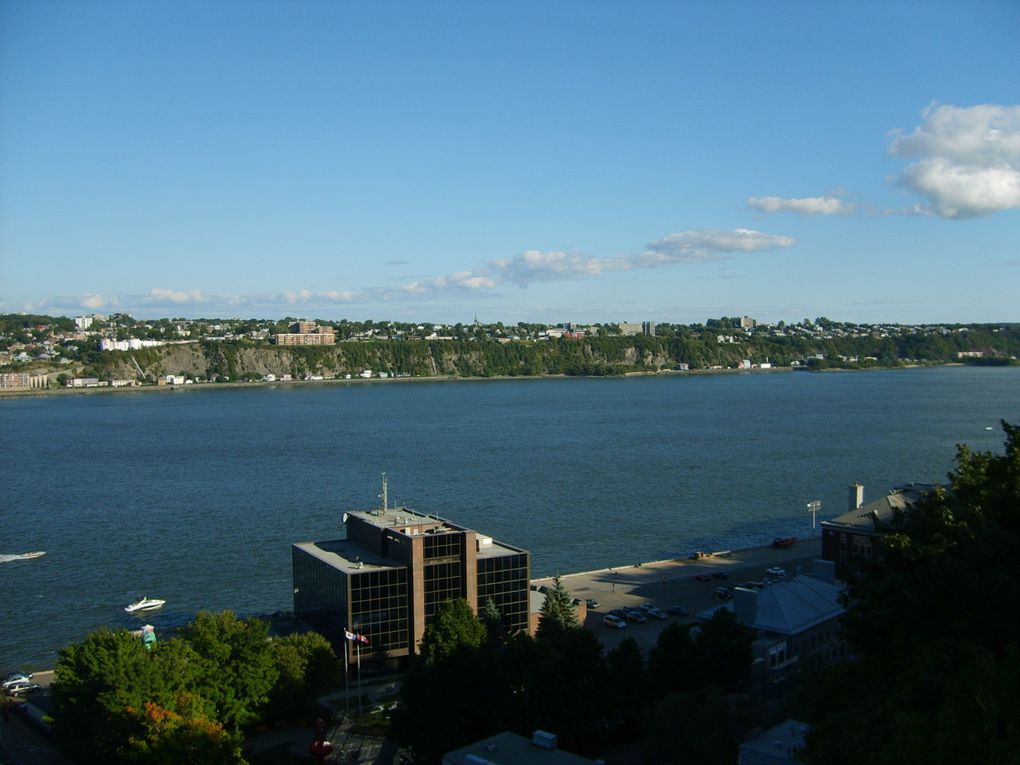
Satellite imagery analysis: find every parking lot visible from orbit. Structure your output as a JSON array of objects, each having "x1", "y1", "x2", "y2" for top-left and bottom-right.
[{"x1": 531, "y1": 539, "x2": 823, "y2": 653}]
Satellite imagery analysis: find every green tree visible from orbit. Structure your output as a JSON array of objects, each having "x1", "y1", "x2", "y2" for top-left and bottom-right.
[
  {"x1": 641, "y1": 688, "x2": 739, "y2": 765},
  {"x1": 393, "y1": 600, "x2": 494, "y2": 761},
  {"x1": 419, "y1": 598, "x2": 487, "y2": 667},
  {"x1": 536, "y1": 576, "x2": 579, "y2": 638},
  {"x1": 606, "y1": 637, "x2": 648, "y2": 727},
  {"x1": 181, "y1": 611, "x2": 280, "y2": 731},
  {"x1": 803, "y1": 422, "x2": 1020, "y2": 764},
  {"x1": 266, "y1": 631, "x2": 342, "y2": 722},
  {"x1": 695, "y1": 609, "x2": 753, "y2": 694},
  {"x1": 124, "y1": 695, "x2": 245, "y2": 765},
  {"x1": 52, "y1": 628, "x2": 172, "y2": 763}
]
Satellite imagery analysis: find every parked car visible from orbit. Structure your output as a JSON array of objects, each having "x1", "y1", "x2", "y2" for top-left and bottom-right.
[
  {"x1": 608, "y1": 608, "x2": 628, "y2": 621},
  {"x1": 666, "y1": 605, "x2": 689, "y2": 616},
  {"x1": 603, "y1": 614, "x2": 627, "y2": 630},
  {"x1": 646, "y1": 606, "x2": 668, "y2": 620},
  {"x1": 585, "y1": 599, "x2": 600, "y2": 609},
  {"x1": 714, "y1": 586, "x2": 734, "y2": 600},
  {"x1": 4, "y1": 680, "x2": 41, "y2": 696},
  {"x1": 766, "y1": 566, "x2": 786, "y2": 577},
  {"x1": 2, "y1": 673, "x2": 33, "y2": 689},
  {"x1": 624, "y1": 609, "x2": 647, "y2": 624},
  {"x1": 694, "y1": 573, "x2": 712, "y2": 582}
]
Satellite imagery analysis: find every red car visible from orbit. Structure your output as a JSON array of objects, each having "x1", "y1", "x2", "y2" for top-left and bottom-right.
[{"x1": 694, "y1": 573, "x2": 712, "y2": 582}]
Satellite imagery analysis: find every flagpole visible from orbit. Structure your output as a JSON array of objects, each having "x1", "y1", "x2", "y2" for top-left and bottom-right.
[
  {"x1": 344, "y1": 635, "x2": 350, "y2": 718},
  {"x1": 356, "y1": 639, "x2": 362, "y2": 713}
]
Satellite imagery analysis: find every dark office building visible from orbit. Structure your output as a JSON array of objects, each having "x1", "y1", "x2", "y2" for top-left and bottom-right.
[{"x1": 293, "y1": 504, "x2": 530, "y2": 666}]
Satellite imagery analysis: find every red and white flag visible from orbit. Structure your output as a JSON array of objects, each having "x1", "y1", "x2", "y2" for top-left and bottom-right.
[{"x1": 345, "y1": 629, "x2": 370, "y2": 645}]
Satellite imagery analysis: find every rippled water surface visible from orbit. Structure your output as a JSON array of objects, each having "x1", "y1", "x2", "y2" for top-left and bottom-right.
[{"x1": 2, "y1": 366, "x2": 1018, "y2": 668}]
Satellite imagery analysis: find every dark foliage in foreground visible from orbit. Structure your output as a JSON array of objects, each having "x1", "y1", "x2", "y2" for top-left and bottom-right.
[{"x1": 802, "y1": 422, "x2": 1020, "y2": 765}]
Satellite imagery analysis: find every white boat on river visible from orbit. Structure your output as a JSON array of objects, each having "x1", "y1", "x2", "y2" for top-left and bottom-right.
[{"x1": 124, "y1": 597, "x2": 166, "y2": 614}]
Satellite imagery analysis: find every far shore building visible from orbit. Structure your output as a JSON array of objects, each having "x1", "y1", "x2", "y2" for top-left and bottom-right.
[
  {"x1": 273, "y1": 321, "x2": 336, "y2": 346},
  {"x1": 292, "y1": 489, "x2": 530, "y2": 668},
  {"x1": 821, "y1": 483, "x2": 934, "y2": 578}
]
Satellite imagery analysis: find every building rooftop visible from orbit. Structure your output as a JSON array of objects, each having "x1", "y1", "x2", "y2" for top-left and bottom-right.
[
  {"x1": 348, "y1": 507, "x2": 526, "y2": 559},
  {"x1": 739, "y1": 719, "x2": 811, "y2": 764},
  {"x1": 699, "y1": 574, "x2": 845, "y2": 636},
  {"x1": 823, "y1": 483, "x2": 935, "y2": 531},
  {"x1": 292, "y1": 540, "x2": 402, "y2": 575},
  {"x1": 443, "y1": 731, "x2": 598, "y2": 765}
]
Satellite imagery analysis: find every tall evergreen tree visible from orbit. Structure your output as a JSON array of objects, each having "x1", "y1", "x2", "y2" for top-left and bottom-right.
[{"x1": 536, "y1": 576, "x2": 579, "y2": 638}]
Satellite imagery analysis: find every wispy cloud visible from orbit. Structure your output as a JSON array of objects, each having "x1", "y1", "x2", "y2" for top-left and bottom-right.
[
  {"x1": 889, "y1": 103, "x2": 1020, "y2": 219},
  {"x1": 147, "y1": 288, "x2": 208, "y2": 305},
  {"x1": 402, "y1": 272, "x2": 498, "y2": 294},
  {"x1": 747, "y1": 195, "x2": 853, "y2": 215},
  {"x1": 4, "y1": 228, "x2": 795, "y2": 315},
  {"x1": 400, "y1": 228, "x2": 797, "y2": 295}
]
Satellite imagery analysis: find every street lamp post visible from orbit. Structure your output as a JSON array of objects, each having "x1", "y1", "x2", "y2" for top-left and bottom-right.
[{"x1": 807, "y1": 500, "x2": 821, "y2": 537}]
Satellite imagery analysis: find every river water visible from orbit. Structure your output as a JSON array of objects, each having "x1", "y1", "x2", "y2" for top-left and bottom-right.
[{"x1": 1, "y1": 366, "x2": 1017, "y2": 669}]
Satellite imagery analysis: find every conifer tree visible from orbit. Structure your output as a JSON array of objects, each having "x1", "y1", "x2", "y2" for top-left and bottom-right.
[{"x1": 536, "y1": 575, "x2": 579, "y2": 638}]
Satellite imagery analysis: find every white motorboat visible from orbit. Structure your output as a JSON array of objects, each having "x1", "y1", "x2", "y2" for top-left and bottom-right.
[
  {"x1": 0, "y1": 551, "x2": 46, "y2": 563},
  {"x1": 124, "y1": 597, "x2": 166, "y2": 614}
]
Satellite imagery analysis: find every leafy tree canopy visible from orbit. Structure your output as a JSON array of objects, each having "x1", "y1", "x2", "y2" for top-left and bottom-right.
[{"x1": 803, "y1": 422, "x2": 1020, "y2": 765}]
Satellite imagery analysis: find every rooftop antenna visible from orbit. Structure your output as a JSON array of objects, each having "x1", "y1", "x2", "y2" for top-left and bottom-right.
[{"x1": 380, "y1": 472, "x2": 388, "y2": 514}]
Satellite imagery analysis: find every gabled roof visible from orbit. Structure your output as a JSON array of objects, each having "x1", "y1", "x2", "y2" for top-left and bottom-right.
[
  {"x1": 821, "y1": 484, "x2": 935, "y2": 532},
  {"x1": 748, "y1": 575, "x2": 845, "y2": 635},
  {"x1": 698, "y1": 574, "x2": 845, "y2": 636}
]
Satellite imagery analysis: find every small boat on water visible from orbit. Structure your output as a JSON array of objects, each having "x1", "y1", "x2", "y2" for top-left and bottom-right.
[
  {"x1": 125, "y1": 597, "x2": 166, "y2": 614},
  {"x1": 772, "y1": 536, "x2": 797, "y2": 549},
  {"x1": 0, "y1": 551, "x2": 46, "y2": 563}
]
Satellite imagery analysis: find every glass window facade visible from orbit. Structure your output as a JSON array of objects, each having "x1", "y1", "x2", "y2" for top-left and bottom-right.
[
  {"x1": 424, "y1": 560, "x2": 463, "y2": 623},
  {"x1": 424, "y1": 533, "x2": 463, "y2": 560},
  {"x1": 293, "y1": 548, "x2": 347, "y2": 617},
  {"x1": 477, "y1": 552, "x2": 530, "y2": 634},
  {"x1": 350, "y1": 568, "x2": 409, "y2": 651}
]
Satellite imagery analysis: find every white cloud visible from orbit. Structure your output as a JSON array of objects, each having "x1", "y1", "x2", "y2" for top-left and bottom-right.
[
  {"x1": 147, "y1": 288, "x2": 207, "y2": 304},
  {"x1": 748, "y1": 196, "x2": 852, "y2": 215},
  {"x1": 81, "y1": 293, "x2": 106, "y2": 309},
  {"x1": 404, "y1": 228, "x2": 796, "y2": 293},
  {"x1": 890, "y1": 103, "x2": 1020, "y2": 219},
  {"x1": 489, "y1": 250, "x2": 630, "y2": 287},
  {"x1": 320, "y1": 290, "x2": 354, "y2": 302},
  {"x1": 402, "y1": 271, "x2": 499, "y2": 294},
  {"x1": 641, "y1": 229, "x2": 796, "y2": 262}
]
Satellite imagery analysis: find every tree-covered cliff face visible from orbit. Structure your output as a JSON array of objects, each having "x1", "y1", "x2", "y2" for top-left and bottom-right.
[{"x1": 74, "y1": 327, "x2": 1020, "y2": 383}]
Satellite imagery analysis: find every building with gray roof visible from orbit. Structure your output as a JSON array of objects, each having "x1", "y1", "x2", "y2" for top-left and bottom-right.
[
  {"x1": 821, "y1": 482, "x2": 935, "y2": 577},
  {"x1": 698, "y1": 561, "x2": 847, "y2": 683},
  {"x1": 443, "y1": 730, "x2": 601, "y2": 765}
]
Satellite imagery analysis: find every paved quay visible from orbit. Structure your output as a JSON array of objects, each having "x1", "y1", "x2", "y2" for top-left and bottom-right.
[{"x1": 532, "y1": 538, "x2": 825, "y2": 652}]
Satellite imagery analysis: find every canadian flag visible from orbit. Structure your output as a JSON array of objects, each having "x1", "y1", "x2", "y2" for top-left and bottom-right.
[{"x1": 345, "y1": 629, "x2": 370, "y2": 645}]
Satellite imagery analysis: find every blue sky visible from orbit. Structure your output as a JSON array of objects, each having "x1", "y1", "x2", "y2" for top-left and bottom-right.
[{"x1": 1, "y1": 1, "x2": 1018, "y2": 325}]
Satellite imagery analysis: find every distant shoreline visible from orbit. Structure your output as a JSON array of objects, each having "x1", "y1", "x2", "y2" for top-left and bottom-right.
[{"x1": 0, "y1": 363, "x2": 970, "y2": 399}]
